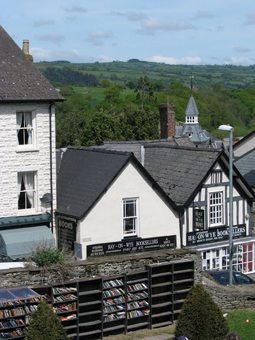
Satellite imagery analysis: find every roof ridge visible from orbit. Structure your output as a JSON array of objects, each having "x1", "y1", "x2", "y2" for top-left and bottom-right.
[
  {"x1": 144, "y1": 144, "x2": 220, "y2": 153},
  {"x1": 67, "y1": 146, "x2": 133, "y2": 156}
]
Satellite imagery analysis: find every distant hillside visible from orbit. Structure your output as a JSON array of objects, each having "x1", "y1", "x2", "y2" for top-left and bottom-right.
[{"x1": 36, "y1": 60, "x2": 255, "y2": 89}]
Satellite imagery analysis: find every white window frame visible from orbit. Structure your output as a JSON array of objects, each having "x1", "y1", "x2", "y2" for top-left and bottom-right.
[
  {"x1": 211, "y1": 170, "x2": 222, "y2": 185},
  {"x1": 122, "y1": 198, "x2": 139, "y2": 237},
  {"x1": 16, "y1": 111, "x2": 36, "y2": 149},
  {"x1": 208, "y1": 187, "x2": 225, "y2": 227},
  {"x1": 17, "y1": 171, "x2": 37, "y2": 211}
]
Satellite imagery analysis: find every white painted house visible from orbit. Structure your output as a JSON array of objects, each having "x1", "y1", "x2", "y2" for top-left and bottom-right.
[
  {"x1": 56, "y1": 148, "x2": 180, "y2": 260},
  {"x1": 0, "y1": 26, "x2": 63, "y2": 259}
]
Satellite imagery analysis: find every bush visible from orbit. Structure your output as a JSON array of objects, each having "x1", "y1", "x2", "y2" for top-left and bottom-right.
[
  {"x1": 175, "y1": 284, "x2": 229, "y2": 340},
  {"x1": 32, "y1": 246, "x2": 65, "y2": 267},
  {"x1": 25, "y1": 300, "x2": 68, "y2": 340}
]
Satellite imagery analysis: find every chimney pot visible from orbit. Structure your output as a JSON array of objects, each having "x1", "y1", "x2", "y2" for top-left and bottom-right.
[{"x1": 22, "y1": 39, "x2": 33, "y2": 62}]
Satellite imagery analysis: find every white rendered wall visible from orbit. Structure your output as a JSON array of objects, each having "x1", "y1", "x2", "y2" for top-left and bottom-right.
[
  {"x1": 0, "y1": 103, "x2": 56, "y2": 217},
  {"x1": 234, "y1": 135, "x2": 255, "y2": 158},
  {"x1": 77, "y1": 163, "x2": 180, "y2": 259}
]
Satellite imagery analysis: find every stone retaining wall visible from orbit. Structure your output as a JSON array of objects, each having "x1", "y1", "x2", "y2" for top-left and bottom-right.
[{"x1": 0, "y1": 249, "x2": 201, "y2": 288}]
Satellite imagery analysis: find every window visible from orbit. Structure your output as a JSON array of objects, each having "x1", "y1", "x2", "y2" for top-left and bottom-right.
[
  {"x1": 186, "y1": 116, "x2": 195, "y2": 123},
  {"x1": 123, "y1": 198, "x2": 138, "y2": 236},
  {"x1": 211, "y1": 171, "x2": 222, "y2": 184},
  {"x1": 17, "y1": 112, "x2": 33, "y2": 145},
  {"x1": 18, "y1": 172, "x2": 36, "y2": 210},
  {"x1": 209, "y1": 191, "x2": 224, "y2": 226}
]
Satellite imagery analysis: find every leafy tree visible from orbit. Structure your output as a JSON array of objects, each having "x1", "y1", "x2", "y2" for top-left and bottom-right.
[
  {"x1": 25, "y1": 300, "x2": 68, "y2": 340},
  {"x1": 175, "y1": 284, "x2": 228, "y2": 340}
]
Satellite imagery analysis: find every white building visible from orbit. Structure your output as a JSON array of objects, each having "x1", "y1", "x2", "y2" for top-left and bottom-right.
[
  {"x1": 0, "y1": 26, "x2": 63, "y2": 260},
  {"x1": 56, "y1": 147, "x2": 180, "y2": 260}
]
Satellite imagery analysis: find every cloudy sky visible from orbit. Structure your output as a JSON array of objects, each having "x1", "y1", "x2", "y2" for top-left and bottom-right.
[{"x1": 1, "y1": 0, "x2": 255, "y2": 65}]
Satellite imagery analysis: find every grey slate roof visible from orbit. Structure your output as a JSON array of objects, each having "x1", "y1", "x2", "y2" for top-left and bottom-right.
[
  {"x1": 234, "y1": 148, "x2": 255, "y2": 187},
  {"x1": 0, "y1": 26, "x2": 63, "y2": 102},
  {"x1": 93, "y1": 137, "x2": 194, "y2": 163},
  {"x1": 144, "y1": 145, "x2": 221, "y2": 206},
  {"x1": 185, "y1": 95, "x2": 199, "y2": 116}
]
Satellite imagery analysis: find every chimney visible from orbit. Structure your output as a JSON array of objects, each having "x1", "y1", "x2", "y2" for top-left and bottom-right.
[
  {"x1": 159, "y1": 103, "x2": 176, "y2": 139},
  {"x1": 22, "y1": 39, "x2": 33, "y2": 62}
]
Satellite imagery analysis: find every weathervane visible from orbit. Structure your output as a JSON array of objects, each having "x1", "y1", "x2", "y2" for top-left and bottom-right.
[{"x1": 190, "y1": 73, "x2": 194, "y2": 93}]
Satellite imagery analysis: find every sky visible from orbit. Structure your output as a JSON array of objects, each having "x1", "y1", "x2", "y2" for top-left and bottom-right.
[{"x1": 1, "y1": 0, "x2": 255, "y2": 65}]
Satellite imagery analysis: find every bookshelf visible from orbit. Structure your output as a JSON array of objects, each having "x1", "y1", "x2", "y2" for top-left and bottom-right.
[
  {"x1": 78, "y1": 277, "x2": 102, "y2": 339},
  {"x1": 52, "y1": 283, "x2": 78, "y2": 339},
  {"x1": 126, "y1": 271, "x2": 150, "y2": 332},
  {"x1": 0, "y1": 287, "x2": 41, "y2": 339},
  {"x1": 172, "y1": 260, "x2": 194, "y2": 320},
  {"x1": 148, "y1": 262, "x2": 173, "y2": 328},
  {"x1": 102, "y1": 276, "x2": 126, "y2": 337}
]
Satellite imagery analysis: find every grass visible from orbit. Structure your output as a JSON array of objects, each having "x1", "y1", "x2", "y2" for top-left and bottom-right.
[{"x1": 226, "y1": 309, "x2": 255, "y2": 339}]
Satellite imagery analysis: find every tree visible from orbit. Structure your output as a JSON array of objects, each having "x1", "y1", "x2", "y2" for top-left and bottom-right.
[
  {"x1": 175, "y1": 284, "x2": 228, "y2": 340},
  {"x1": 25, "y1": 300, "x2": 68, "y2": 340}
]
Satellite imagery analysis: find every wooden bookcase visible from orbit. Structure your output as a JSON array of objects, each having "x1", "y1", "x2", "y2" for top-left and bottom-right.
[
  {"x1": 102, "y1": 276, "x2": 126, "y2": 337},
  {"x1": 77, "y1": 277, "x2": 102, "y2": 339},
  {"x1": 172, "y1": 260, "x2": 194, "y2": 321},
  {"x1": 148, "y1": 260, "x2": 194, "y2": 328},
  {"x1": 126, "y1": 271, "x2": 150, "y2": 332},
  {"x1": 148, "y1": 262, "x2": 173, "y2": 328},
  {"x1": 52, "y1": 282, "x2": 78, "y2": 339}
]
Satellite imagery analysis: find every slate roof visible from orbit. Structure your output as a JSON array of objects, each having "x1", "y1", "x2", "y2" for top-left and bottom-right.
[
  {"x1": 93, "y1": 137, "x2": 194, "y2": 163},
  {"x1": 144, "y1": 145, "x2": 221, "y2": 206},
  {"x1": 57, "y1": 147, "x2": 177, "y2": 219},
  {"x1": 234, "y1": 148, "x2": 255, "y2": 187},
  {"x1": 185, "y1": 95, "x2": 199, "y2": 116},
  {"x1": 0, "y1": 26, "x2": 63, "y2": 102}
]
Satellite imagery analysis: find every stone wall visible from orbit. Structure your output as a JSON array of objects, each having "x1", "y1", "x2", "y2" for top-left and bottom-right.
[
  {"x1": 203, "y1": 275, "x2": 255, "y2": 310},
  {"x1": 0, "y1": 249, "x2": 201, "y2": 288}
]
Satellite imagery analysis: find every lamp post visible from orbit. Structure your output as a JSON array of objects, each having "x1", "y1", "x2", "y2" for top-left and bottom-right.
[{"x1": 218, "y1": 124, "x2": 234, "y2": 285}]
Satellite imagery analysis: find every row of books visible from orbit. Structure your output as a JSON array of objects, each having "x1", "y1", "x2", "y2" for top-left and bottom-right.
[
  {"x1": 103, "y1": 312, "x2": 125, "y2": 322},
  {"x1": 103, "y1": 304, "x2": 125, "y2": 314},
  {"x1": 53, "y1": 302, "x2": 77, "y2": 313},
  {"x1": 127, "y1": 300, "x2": 149, "y2": 310},
  {"x1": 53, "y1": 294, "x2": 77, "y2": 303},
  {"x1": 0, "y1": 301, "x2": 23, "y2": 308},
  {"x1": 0, "y1": 328, "x2": 24, "y2": 338},
  {"x1": 0, "y1": 318, "x2": 24, "y2": 330},
  {"x1": 59, "y1": 314, "x2": 76, "y2": 322},
  {"x1": 127, "y1": 283, "x2": 148, "y2": 292},
  {"x1": 52, "y1": 287, "x2": 77, "y2": 295},
  {"x1": 103, "y1": 279, "x2": 124, "y2": 289},
  {"x1": 103, "y1": 296, "x2": 125, "y2": 306},
  {"x1": 127, "y1": 291, "x2": 148, "y2": 301},
  {"x1": 103, "y1": 287, "x2": 125, "y2": 299},
  {"x1": 127, "y1": 308, "x2": 150, "y2": 319},
  {"x1": 0, "y1": 307, "x2": 25, "y2": 319},
  {"x1": 24, "y1": 305, "x2": 38, "y2": 314}
]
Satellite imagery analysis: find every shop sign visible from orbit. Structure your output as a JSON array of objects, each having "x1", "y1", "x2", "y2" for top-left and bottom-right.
[
  {"x1": 87, "y1": 235, "x2": 176, "y2": 257},
  {"x1": 57, "y1": 215, "x2": 77, "y2": 251},
  {"x1": 187, "y1": 225, "x2": 246, "y2": 246},
  {"x1": 193, "y1": 209, "x2": 204, "y2": 230}
]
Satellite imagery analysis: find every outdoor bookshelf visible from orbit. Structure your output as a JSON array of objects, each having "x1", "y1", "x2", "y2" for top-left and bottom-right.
[
  {"x1": 102, "y1": 276, "x2": 126, "y2": 337},
  {"x1": 126, "y1": 271, "x2": 150, "y2": 332},
  {"x1": 77, "y1": 277, "x2": 102, "y2": 339}
]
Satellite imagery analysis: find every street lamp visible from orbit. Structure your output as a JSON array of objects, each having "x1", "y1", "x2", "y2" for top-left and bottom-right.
[{"x1": 218, "y1": 124, "x2": 234, "y2": 285}]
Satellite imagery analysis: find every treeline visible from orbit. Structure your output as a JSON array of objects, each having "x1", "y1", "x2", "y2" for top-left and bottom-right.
[
  {"x1": 55, "y1": 78, "x2": 255, "y2": 148},
  {"x1": 42, "y1": 67, "x2": 98, "y2": 86}
]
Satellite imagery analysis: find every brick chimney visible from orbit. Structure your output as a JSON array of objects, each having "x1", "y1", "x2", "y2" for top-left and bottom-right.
[
  {"x1": 22, "y1": 39, "x2": 33, "y2": 62},
  {"x1": 159, "y1": 103, "x2": 176, "y2": 139}
]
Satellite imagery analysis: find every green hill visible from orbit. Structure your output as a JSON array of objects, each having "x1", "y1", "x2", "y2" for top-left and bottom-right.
[{"x1": 34, "y1": 61, "x2": 255, "y2": 148}]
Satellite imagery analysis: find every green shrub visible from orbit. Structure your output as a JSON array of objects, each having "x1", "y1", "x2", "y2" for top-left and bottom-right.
[
  {"x1": 25, "y1": 300, "x2": 68, "y2": 340},
  {"x1": 175, "y1": 284, "x2": 229, "y2": 340},
  {"x1": 32, "y1": 246, "x2": 65, "y2": 267}
]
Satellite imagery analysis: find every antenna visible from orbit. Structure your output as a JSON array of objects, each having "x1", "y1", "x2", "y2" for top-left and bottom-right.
[{"x1": 190, "y1": 73, "x2": 194, "y2": 92}]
